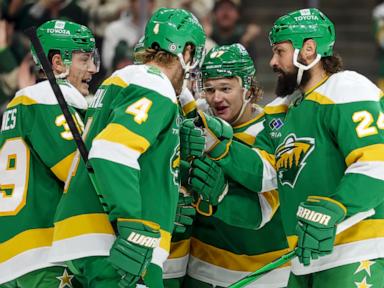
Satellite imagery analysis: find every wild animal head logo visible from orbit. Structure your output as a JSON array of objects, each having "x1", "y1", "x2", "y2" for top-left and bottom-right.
[
  {"x1": 275, "y1": 134, "x2": 315, "y2": 188},
  {"x1": 170, "y1": 145, "x2": 180, "y2": 186}
]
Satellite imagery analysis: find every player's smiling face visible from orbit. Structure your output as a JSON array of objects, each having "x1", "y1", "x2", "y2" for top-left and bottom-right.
[
  {"x1": 67, "y1": 51, "x2": 98, "y2": 96},
  {"x1": 203, "y1": 77, "x2": 243, "y2": 123}
]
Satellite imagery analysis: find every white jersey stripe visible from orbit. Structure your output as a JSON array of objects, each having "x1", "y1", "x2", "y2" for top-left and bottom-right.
[
  {"x1": 253, "y1": 148, "x2": 278, "y2": 192},
  {"x1": 90, "y1": 139, "x2": 141, "y2": 170},
  {"x1": 291, "y1": 237, "x2": 384, "y2": 275},
  {"x1": 0, "y1": 247, "x2": 64, "y2": 284},
  {"x1": 163, "y1": 255, "x2": 189, "y2": 279},
  {"x1": 346, "y1": 161, "x2": 384, "y2": 181}
]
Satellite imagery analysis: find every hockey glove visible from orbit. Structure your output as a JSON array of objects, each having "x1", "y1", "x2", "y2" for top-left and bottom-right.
[
  {"x1": 174, "y1": 192, "x2": 196, "y2": 234},
  {"x1": 142, "y1": 262, "x2": 164, "y2": 288},
  {"x1": 195, "y1": 110, "x2": 233, "y2": 160},
  {"x1": 108, "y1": 220, "x2": 160, "y2": 287},
  {"x1": 179, "y1": 160, "x2": 191, "y2": 187},
  {"x1": 189, "y1": 156, "x2": 229, "y2": 216},
  {"x1": 296, "y1": 196, "x2": 346, "y2": 266},
  {"x1": 180, "y1": 119, "x2": 205, "y2": 161}
]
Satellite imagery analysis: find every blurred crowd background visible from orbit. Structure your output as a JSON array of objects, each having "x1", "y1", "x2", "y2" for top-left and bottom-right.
[{"x1": 1, "y1": 0, "x2": 384, "y2": 122}]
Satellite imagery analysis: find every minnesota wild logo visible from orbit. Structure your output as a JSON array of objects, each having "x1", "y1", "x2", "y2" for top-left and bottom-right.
[
  {"x1": 170, "y1": 145, "x2": 180, "y2": 186},
  {"x1": 275, "y1": 134, "x2": 315, "y2": 188}
]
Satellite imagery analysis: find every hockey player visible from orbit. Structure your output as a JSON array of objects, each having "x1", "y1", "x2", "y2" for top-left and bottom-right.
[
  {"x1": 0, "y1": 20, "x2": 98, "y2": 287},
  {"x1": 50, "y1": 8, "x2": 206, "y2": 287},
  {"x1": 182, "y1": 44, "x2": 290, "y2": 287},
  {"x1": 267, "y1": 8, "x2": 384, "y2": 287}
]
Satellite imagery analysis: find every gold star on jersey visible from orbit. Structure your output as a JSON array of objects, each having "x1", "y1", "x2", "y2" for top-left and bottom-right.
[
  {"x1": 56, "y1": 269, "x2": 74, "y2": 288},
  {"x1": 354, "y1": 276, "x2": 372, "y2": 288},
  {"x1": 354, "y1": 260, "x2": 375, "y2": 277}
]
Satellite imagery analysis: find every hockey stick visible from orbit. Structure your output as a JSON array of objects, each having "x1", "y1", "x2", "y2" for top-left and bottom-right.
[
  {"x1": 24, "y1": 26, "x2": 108, "y2": 211},
  {"x1": 228, "y1": 208, "x2": 375, "y2": 288}
]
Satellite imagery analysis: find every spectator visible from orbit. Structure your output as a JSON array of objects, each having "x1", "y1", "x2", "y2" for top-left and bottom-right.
[
  {"x1": 102, "y1": 0, "x2": 155, "y2": 72},
  {"x1": 78, "y1": 0, "x2": 129, "y2": 95},
  {"x1": 0, "y1": 20, "x2": 35, "y2": 124},
  {"x1": 79, "y1": 0, "x2": 128, "y2": 41},
  {"x1": 211, "y1": 0, "x2": 260, "y2": 63},
  {"x1": 11, "y1": 0, "x2": 88, "y2": 31},
  {"x1": 112, "y1": 40, "x2": 134, "y2": 70}
]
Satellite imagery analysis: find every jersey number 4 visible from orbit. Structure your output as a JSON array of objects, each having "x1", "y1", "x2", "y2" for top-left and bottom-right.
[
  {"x1": 0, "y1": 138, "x2": 29, "y2": 215},
  {"x1": 126, "y1": 97, "x2": 152, "y2": 124}
]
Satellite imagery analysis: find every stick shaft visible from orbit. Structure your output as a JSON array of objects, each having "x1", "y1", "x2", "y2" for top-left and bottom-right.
[{"x1": 228, "y1": 208, "x2": 375, "y2": 288}]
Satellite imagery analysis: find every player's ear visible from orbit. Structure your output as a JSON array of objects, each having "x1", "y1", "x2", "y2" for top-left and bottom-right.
[
  {"x1": 51, "y1": 54, "x2": 66, "y2": 74},
  {"x1": 182, "y1": 44, "x2": 194, "y2": 65},
  {"x1": 301, "y1": 39, "x2": 317, "y2": 62}
]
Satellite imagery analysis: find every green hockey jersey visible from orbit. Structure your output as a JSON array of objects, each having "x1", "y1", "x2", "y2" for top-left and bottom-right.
[
  {"x1": 163, "y1": 88, "x2": 198, "y2": 280},
  {"x1": 187, "y1": 106, "x2": 290, "y2": 287},
  {"x1": 0, "y1": 80, "x2": 86, "y2": 283},
  {"x1": 50, "y1": 64, "x2": 180, "y2": 271},
  {"x1": 268, "y1": 71, "x2": 384, "y2": 275}
]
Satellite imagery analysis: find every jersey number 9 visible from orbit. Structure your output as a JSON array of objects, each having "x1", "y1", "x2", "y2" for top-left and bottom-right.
[{"x1": 0, "y1": 138, "x2": 30, "y2": 215}]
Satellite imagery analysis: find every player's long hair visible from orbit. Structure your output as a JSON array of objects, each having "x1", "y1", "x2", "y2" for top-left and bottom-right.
[
  {"x1": 248, "y1": 75, "x2": 263, "y2": 104},
  {"x1": 321, "y1": 53, "x2": 343, "y2": 75},
  {"x1": 134, "y1": 48, "x2": 177, "y2": 67}
]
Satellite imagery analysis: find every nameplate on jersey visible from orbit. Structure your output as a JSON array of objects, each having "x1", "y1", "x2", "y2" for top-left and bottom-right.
[
  {"x1": 89, "y1": 89, "x2": 106, "y2": 109},
  {"x1": 1, "y1": 108, "x2": 17, "y2": 132}
]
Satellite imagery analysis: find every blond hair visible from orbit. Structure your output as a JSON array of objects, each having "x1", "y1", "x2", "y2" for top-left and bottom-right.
[{"x1": 134, "y1": 48, "x2": 178, "y2": 67}]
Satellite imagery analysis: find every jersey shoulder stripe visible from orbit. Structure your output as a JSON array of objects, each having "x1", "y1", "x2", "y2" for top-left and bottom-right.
[
  {"x1": 234, "y1": 120, "x2": 265, "y2": 146},
  {"x1": 312, "y1": 71, "x2": 382, "y2": 104},
  {"x1": 264, "y1": 97, "x2": 291, "y2": 115},
  {"x1": 101, "y1": 75, "x2": 128, "y2": 88},
  {"x1": 233, "y1": 105, "x2": 265, "y2": 145},
  {"x1": 8, "y1": 81, "x2": 87, "y2": 109},
  {"x1": 113, "y1": 65, "x2": 176, "y2": 104}
]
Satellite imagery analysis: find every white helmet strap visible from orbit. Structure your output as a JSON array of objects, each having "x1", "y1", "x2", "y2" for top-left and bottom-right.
[
  {"x1": 231, "y1": 88, "x2": 251, "y2": 125},
  {"x1": 293, "y1": 49, "x2": 321, "y2": 85}
]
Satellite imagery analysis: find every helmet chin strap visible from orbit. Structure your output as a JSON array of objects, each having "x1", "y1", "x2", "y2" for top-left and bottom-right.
[
  {"x1": 293, "y1": 49, "x2": 321, "y2": 85},
  {"x1": 178, "y1": 51, "x2": 206, "y2": 96},
  {"x1": 177, "y1": 48, "x2": 206, "y2": 77},
  {"x1": 231, "y1": 88, "x2": 251, "y2": 125},
  {"x1": 178, "y1": 53, "x2": 194, "y2": 94},
  {"x1": 178, "y1": 53, "x2": 200, "y2": 73}
]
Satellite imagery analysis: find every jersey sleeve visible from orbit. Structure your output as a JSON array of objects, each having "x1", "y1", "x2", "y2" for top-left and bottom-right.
[
  {"x1": 213, "y1": 182, "x2": 262, "y2": 229},
  {"x1": 88, "y1": 84, "x2": 177, "y2": 222},
  {"x1": 326, "y1": 97, "x2": 384, "y2": 216},
  {"x1": 218, "y1": 140, "x2": 277, "y2": 194},
  {"x1": 23, "y1": 103, "x2": 81, "y2": 182},
  {"x1": 214, "y1": 117, "x2": 279, "y2": 229}
]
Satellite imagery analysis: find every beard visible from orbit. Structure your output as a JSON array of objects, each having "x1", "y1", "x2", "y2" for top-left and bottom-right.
[{"x1": 273, "y1": 66, "x2": 310, "y2": 97}]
